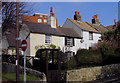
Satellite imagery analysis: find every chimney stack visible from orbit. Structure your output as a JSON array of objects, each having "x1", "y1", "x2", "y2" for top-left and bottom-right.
[
  {"x1": 74, "y1": 11, "x2": 81, "y2": 21},
  {"x1": 48, "y1": 7, "x2": 57, "y2": 28},
  {"x1": 92, "y1": 15, "x2": 99, "y2": 25}
]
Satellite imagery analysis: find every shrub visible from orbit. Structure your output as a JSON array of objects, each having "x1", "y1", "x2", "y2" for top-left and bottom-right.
[
  {"x1": 75, "y1": 49, "x2": 102, "y2": 66},
  {"x1": 63, "y1": 56, "x2": 77, "y2": 70}
]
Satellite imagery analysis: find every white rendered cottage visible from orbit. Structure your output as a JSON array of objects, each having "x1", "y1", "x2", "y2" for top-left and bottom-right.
[
  {"x1": 20, "y1": 8, "x2": 82, "y2": 59},
  {"x1": 63, "y1": 11, "x2": 108, "y2": 49}
]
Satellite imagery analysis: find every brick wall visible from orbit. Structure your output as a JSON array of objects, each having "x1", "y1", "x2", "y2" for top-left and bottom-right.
[{"x1": 22, "y1": 15, "x2": 48, "y2": 24}]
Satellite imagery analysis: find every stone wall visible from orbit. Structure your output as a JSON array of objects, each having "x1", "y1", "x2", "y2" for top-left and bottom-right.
[
  {"x1": 2, "y1": 62, "x2": 46, "y2": 81},
  {"x1": 65, "y1": 64, "x2": 120, "y2": 82}
]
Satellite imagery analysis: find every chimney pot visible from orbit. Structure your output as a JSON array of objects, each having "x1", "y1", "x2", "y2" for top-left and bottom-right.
[
  {"x1": 75, "y1": 11, "x2": 78, "y2": 14},
  {"x1": 93, "y1": 15, "x2": 95, "y2": 19},
  {"x1": 50, "y1": 7, "x2": 53, "y2": 12},
  {"x1": 52, "y1": 13, "x2": 55, "y2": 16},
  {"x1": 95, "y1": 15, "x2": 98, "y2": 18}
]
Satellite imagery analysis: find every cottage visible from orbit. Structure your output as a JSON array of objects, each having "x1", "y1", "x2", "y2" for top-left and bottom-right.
[
  {"x1": 20, "y1": 7, "x2": 82, "y2": 60},
  {"x1": 63, "y1": 11, "x2": 108, "y2": 49}
]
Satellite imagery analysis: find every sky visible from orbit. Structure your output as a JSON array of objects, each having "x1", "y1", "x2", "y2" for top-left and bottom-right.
[{"x1": 25, "y1": 2, "x2": 118, "y2": 27}]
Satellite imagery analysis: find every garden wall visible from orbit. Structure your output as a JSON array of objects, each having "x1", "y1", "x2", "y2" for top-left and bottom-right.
[
  {"x1": 65, "y1": 64, "x2": 120, "y2": 82},
  {"x1": 2, "y1": 62, "x2": 46, "y2": 81}
]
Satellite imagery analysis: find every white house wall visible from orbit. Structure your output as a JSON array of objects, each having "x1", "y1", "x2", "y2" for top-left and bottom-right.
[
  {"x1": 60, "y1": 37, "x2": 81, "y2": 55},
  {"x1": 82, "y1": 31, "x2": 101, "y2": 49},
  {"x1": 63, "y1": 19, "x2": 83, "y2": 37},
  {"x1": 30, "y1": 33, "x2": 45, "y2": 56},
  {"x1": 30, "y1": 33, "x2": 62, "y2": 56},
  {"x1": 51, "y1": 35, "x2": 60, "y2": 47}
]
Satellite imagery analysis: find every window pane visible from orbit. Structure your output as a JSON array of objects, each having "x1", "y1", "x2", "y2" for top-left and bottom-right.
[
  {"x1": 44, "y1": 19, "x2": 47, "y2": 23},
  {"x1": 38, "y1": 19, "x2": 42, "y2": 22},
  {"x1": 45, "y1": 35, "x2": 51, "y2": 44},
  {"x1": 65, "y1": 37, "x2": 74, "y2": 47},
  {"x1": 89, "y1": 32, "x2": 93, "y2": 40}
]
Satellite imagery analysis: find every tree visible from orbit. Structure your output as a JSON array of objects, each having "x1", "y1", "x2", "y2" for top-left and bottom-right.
[{"x1": 2, "y1": 2, "x2": 33, "y2": 32}]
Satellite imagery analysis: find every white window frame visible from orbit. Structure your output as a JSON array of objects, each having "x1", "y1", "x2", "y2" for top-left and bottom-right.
[
  {"x1": 38, "y1": 19, "x2": 42, "y2": 22},
  {"x1": 65, "y1": 37, "x2": 74, "y2": 47},
  {"x1": 89, "y1": 32, "x2": 93, "y2": 40},
  {"x1": 45, "y1": 35, "x2": 51, "y2": 45},
  {"x1": 44, "y1": 19, "x2": 47, "y2": 23}
]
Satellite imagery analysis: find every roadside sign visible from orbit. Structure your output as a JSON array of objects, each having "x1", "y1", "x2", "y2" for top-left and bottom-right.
[{"x1": 21, "y1": 40, "x2": 27, "y2": 51}]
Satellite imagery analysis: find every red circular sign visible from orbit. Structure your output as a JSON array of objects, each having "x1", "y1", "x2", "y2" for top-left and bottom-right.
[{"x1": 21, "y1": 40, "x2": 27, "y2": 51}]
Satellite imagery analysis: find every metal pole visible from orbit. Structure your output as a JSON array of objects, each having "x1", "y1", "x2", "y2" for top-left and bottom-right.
[
  {"x1": 24, "y1": 51, "x2": 26, "y2": 83},
  {"x1": 16, "y1": 2, "x2": 19, "y2": 82}
]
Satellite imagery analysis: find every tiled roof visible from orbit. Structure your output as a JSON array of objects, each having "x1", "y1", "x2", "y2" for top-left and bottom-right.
[
  {"x1": 105, "y1": 25, "x2": 116, "y2": 31},
  {"x1": 68, "y1": 18, "x2": 98, "y2": 33},
  {"x1": 57, "y1": 27, "x2": 82, "y2": 38},
  {"x1": 85, "y1": 22, "x2": 109, "y2": 33},
  {"x1": 23, "y1": 21, "x2": 59, "y2": 36},
  {"x1": 23, "y1": 21, "x2": 82, "y2": 38}
]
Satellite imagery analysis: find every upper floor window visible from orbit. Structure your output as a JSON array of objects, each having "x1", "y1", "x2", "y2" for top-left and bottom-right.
[
  {"x1": 38, "y1": 19, "x2": 42, "y2": 22},
  {"x1": 45, "y1": 35, "x2": 51, "y2": 45},
  {"x1": 44, "y1": 19, "x2": 47, "y2": 23},
  {"x1": 65, "y1": 37, "x2": 75, "y2": 47},
  {"x1": 89, "y1": 32, "x2": 93, "y2": 40}
]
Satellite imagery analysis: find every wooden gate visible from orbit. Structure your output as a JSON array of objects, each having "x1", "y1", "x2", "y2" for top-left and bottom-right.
[{"x1": 39, "y1": 49, "x2": 61, "y2": 83}]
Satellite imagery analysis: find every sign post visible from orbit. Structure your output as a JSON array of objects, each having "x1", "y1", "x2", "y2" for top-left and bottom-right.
[{"x1": 21, "y1": 40, "x2": 27, "y2": 83}]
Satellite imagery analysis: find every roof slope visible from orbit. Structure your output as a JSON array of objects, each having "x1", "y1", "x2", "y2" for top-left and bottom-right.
[
  {"x1": 85, "y1": 22, "x2": 109, "y2": 33},
  {"x1": 57, "y1": 27, "x2": 82, "y2": 38},
  {"x1": 68, "y1": 18, "x2": 98, "y2": 33},
  {"x1": 105, "y1": 24, "x2": 116, "y2": 31},
  {"x1": 23, "y1": 21, "x2": 59, "y2": 36},
  {"x1": 23, "y1": 21, "x2": 82, "y2": 38}
]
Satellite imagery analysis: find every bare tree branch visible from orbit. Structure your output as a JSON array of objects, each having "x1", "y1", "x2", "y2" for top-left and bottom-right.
[{"x1": 2, "y1": 2, "x2": 33, "y2": 32}]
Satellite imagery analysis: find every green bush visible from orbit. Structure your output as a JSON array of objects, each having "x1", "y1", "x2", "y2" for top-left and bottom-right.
[
  {"x1": 75, "y1": 49, "x2": 102, "y2": 66},
  {"x1": 2, "y1": 55, "x2": 32, "y2": 68},
  {"x1": 63, "y1": 56, "x2": 77, "y2": 70}
]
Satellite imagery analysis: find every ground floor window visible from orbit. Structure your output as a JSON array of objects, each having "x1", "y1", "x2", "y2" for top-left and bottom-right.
[{"x1": 45, "y1": 35, "x2": 51, "y2": 45}]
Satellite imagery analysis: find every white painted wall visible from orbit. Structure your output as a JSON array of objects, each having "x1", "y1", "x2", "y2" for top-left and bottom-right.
[
  {"x1": 59, "y1": 37, "x2": 81, "y2": 55},
  {"x1": 48, "y1": 16, "x2": 57, "y2": 28},
  {"x1": 30, "y1": 33, "x2": 62, "y2": 56},
  {"x1": 82, "y1": 31, "x2": 101, "y2": 49}
]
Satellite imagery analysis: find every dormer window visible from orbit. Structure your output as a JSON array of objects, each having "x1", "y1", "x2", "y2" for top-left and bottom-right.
[
  {"x1": 38, "y1": 19, "x2": 42, "y2": 22},
  {"x1": 40, "y1": 15, "x2": 43, "y2": 17}
]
